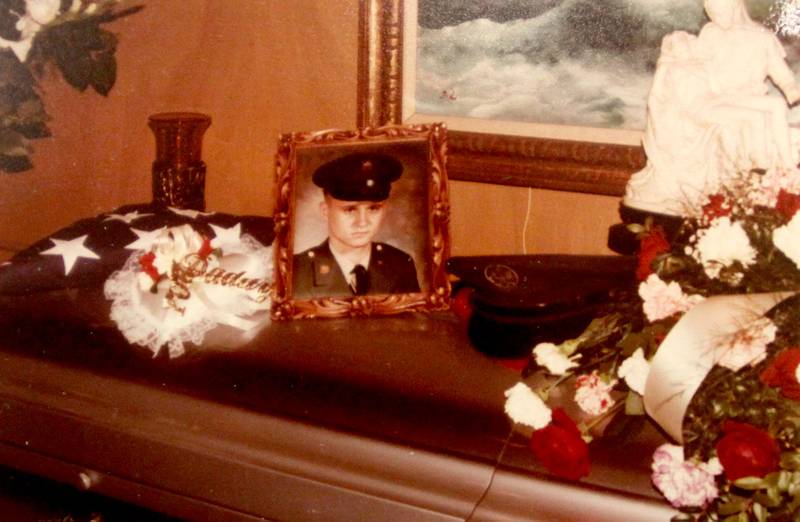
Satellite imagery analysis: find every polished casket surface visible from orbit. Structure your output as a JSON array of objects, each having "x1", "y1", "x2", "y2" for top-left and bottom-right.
[{"x1": 0, "y1": 290, "x2": 676, "y2": 521}]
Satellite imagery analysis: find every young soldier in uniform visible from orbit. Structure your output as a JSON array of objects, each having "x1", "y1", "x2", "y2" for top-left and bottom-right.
[{"x1": 293, "y1": 152, "x2": 420, "y2": 298}]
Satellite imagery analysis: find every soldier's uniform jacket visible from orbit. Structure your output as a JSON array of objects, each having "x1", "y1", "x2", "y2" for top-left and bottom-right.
[{"x1": 293, "y1": 239, "x2": 420, "y2": 298}]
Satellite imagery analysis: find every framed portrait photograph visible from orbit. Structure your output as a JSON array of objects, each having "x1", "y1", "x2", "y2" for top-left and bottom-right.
[
  {"x1": 271, "y1": 124, "x2": 450, "y2": 319},
  {"x1": 358, "y1": 0, "x2": 795, "y2": 195}
]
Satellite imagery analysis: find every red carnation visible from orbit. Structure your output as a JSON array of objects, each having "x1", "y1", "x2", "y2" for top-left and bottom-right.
[
  {"x1": 776, "y1": 190, "x2": 800, "y2": 220},
  {"x1": 702, "y1": 193, "x2": 731, "y2": 220},
  {"x1": 760, "y1": 348, "x2": 800, "y2": 401},
  {"x1": 529, "y1": 408, "x2": 590, "y2": 481},
  {"x1": 715, "y1": 421, "x2": 780, "y2": 481},
  {"x1": 636, "y1": 226, "x2": 670, "y2": 281}
]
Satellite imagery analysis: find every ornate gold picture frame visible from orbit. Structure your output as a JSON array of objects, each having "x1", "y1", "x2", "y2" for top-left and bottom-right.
[
  {"x1": 357, "y1": 0, "x2": 646, "y2": 196},
  {"x1": 271, "y1": 124, "x2": 450, "y2": 319}
]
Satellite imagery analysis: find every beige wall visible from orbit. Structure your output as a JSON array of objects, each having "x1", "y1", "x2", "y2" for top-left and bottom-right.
[{"x1": 0, "y1": 0, "x2": 620, "y2": 260}]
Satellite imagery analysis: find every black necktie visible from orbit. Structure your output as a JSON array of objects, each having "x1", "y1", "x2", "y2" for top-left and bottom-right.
[{"x1": 351, "y1": 264, "x2": 370, "y2": 295}]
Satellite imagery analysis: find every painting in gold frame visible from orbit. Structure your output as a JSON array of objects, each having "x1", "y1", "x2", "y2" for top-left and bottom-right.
[
  {"x1": 271, "y1": 124, "x2": 450, "y2": 320},
  {"x1": 357, "y1": 0, "x2": 647, "y2": 196}
]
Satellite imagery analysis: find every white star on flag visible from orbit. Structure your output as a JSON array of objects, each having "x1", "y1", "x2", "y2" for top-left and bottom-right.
[
  {"x1": 41, "y1": 235, "x2": 100, "y2": 275},
  {"x1": 103, "y1": 210, "x2": 153, "y2": 224},
  {"x1": 125, "y1": 227, "x2": 166, "y2": 251},
  {"x1": 169, "y1": 207, "x2": 214, "y2": 219},
  {"x1": 210, "y1": 223, "x2": 242, "y2": 248}
]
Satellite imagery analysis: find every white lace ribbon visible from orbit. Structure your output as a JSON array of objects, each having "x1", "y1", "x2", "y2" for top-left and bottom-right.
[{"x1": 104, "y1": 234, "x2": 273, "y2": 358}]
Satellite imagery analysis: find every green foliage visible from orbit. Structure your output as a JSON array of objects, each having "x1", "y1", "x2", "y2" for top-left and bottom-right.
[
  {"x1": 35, "y1": 20, "x2": 119, "y2": 95},
  {"x1": 0, "y1": 2, "x2": 141, "y2": 174}
]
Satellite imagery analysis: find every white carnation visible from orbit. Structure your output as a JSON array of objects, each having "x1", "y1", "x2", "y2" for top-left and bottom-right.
[
  {"x1": 618, "y1": 348, "x2": 650, "y2": 395},
  {"x1": 638, "y1": 274, "x2": 705, "y2": 322},
  {"x1": 504, "y1": 382, "x2": 552, "y2": 430},
  {"x1": 692, "y1": 217, "x2": 756, "y2": 279},
  {"x1": 533, "y1": 342, "x2": 579, "y2": 375},
  {"x1": 773, "y1": 213, "x2": 800, "y2": 270}
]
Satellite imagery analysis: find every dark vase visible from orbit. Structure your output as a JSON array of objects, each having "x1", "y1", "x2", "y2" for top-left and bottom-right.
[{"x1": 148, "y1": 112, "x2": 212, "y2": 210}]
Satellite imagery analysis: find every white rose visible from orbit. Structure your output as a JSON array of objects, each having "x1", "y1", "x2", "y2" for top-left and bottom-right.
[
  {"x1": 773, "y1": 213, "x2": 800, "y2": 270},
  {"x1": 504, "y1": 382, "x2": 552, "y2": 430},
  {"x1": 617, "y1": 348, "x2": 650, "y2": 395},
  {"x1": 533, "y1": 342, "x2": 579, "y2": 375},
  {"x1": 151, "y1": 225, "x2": 206, "y2": 275}
]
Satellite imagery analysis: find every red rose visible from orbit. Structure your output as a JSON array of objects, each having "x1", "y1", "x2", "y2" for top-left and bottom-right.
[
  {"x1": 760, "y1": 348, "x2": 800, "y2": 401},
  {"x1": 636, "y1": 226, "x2": 670, "y2": 281},
  {"x1": 702, "y1": 193, "x2": 732, "y2": 220},
  {"x1": 529, "y1": 408, "x2": 590, "y2": 480},
  {"x1": 776, "y1": 190, "x2": 800, "y2": 220},
  {"x1": 715, "y1": 421, "x2": 780, "y2": 481}
]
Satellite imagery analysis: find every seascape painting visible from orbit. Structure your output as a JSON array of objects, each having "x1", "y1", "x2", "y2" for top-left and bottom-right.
[{"x1": 415, "y1": 0, "x2": 792, "y2": 131}]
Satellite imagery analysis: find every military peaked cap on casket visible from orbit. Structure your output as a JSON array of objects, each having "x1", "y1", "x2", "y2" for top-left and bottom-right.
[
  {"x1": 313, "y1": 153, "x2": 403, "y2": 202},
  {"x1": 447, "y1": 255, "x2": 637, "y2": 358}
]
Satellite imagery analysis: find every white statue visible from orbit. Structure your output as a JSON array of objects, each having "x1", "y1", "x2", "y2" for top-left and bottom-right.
[{"x1": 623, "y1": 0, "x2": 800, "y2": 216}]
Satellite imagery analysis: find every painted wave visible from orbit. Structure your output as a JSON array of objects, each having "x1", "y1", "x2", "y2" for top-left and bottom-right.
[{"x1": 415, "y1": 0, "x2": 791, "y2": 130}]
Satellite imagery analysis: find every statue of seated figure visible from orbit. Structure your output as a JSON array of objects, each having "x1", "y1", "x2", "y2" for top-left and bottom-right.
[{"x1": 623, "y1": 0, "x2": 800, "y2": 217}]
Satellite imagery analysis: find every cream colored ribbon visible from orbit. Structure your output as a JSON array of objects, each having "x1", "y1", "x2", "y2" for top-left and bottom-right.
[{"x1": 644, "y1": 292, "x2": 793, "y2": 443}]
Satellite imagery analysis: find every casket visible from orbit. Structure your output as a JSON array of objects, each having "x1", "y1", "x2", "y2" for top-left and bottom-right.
[{"x1": 0, "y1": 285, "x2": 676, "y2": 521}]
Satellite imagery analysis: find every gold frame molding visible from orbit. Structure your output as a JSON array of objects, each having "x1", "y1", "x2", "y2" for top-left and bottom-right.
[
  {"x1": 356, "y1": 0, "x2": 646, "y2": 196},
  {"x1": 272, "y1": 123, "x2": 450, "y2": 320}
]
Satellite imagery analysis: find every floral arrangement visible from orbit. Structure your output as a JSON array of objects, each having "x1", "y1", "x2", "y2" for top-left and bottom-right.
[
  {"x1": 503, "y1": 168, "x2": 800, "y2": 520},
  {"x1": 105, "y1": 224, "x2": 274, "y2": 358},
  {"x1": 0, "y1": 0, "x2": 141, "y2": 172}
]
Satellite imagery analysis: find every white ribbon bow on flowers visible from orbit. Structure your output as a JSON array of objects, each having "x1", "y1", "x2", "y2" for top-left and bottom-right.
[
  {"x1": 644, "y1": 291, "x2": 793, "y2": 442},
  {"x1": 104, "y1": 224, "x2": 274, "y2": 358}
]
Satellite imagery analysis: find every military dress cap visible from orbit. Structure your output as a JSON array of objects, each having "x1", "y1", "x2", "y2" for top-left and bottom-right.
[{"x1": 312, "y1": 153, "x2": 403, "y2": 201}]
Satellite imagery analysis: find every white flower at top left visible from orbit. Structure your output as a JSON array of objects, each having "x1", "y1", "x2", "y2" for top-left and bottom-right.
[{"x1": 0, "y1": 0, "x2": 62, "y2": 62}]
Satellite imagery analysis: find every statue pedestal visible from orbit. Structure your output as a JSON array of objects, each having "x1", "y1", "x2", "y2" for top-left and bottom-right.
[{"x1": 607, "y1": 203, "x2": 685, "y2": 255}]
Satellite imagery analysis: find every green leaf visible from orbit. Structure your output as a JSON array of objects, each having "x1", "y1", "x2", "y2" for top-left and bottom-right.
[
  {"x1": 734, "y1": 476, "x2": 765, "y2": 490},
  {"x1": 754, "y1": 490, "x2": 780, "y2": 508},
  {"x1": 0, "y1": 154, "x2": 31, "y2": 172},
  {"x1": 718, "y1": 500, "x2": 746, "y2": 515},
  {"x1": 753, "y1": 502, "x2": 767, "y2": 522},
  {"x1": 37, "y1": 22, "x2": 119, "y2": 95},
  {"x1": 625, "y1": 391, "x2": 645, "y2": 415},
  {"x1": 780, "y1": 451, "x2": 800, "y2": 471}
]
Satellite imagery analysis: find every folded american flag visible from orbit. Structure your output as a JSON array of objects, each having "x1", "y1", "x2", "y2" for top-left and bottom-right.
[{"x1": 0, "y1": 203, "x2": 275, "y2": 296}]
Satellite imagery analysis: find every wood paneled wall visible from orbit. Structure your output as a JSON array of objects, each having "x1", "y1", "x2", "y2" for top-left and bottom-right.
[{"x1": 0, "y1": 0, "x2": 620, "y2": 259}]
